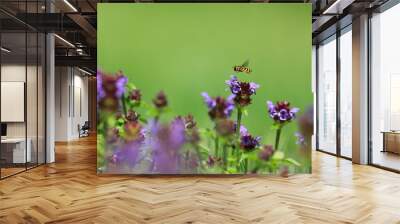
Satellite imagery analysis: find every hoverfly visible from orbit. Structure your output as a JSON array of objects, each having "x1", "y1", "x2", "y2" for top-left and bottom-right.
[{"x1": 233, "y1": 60, "x2": 252, "y2": 74}]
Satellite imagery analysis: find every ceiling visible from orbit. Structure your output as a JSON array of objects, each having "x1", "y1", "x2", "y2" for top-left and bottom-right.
[{"x1": 0, "y1": 0, "x2": 393, "y2": 71}]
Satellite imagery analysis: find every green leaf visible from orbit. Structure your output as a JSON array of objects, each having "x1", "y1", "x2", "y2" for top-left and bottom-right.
[
  {"x1": 227, "y1": 167, "x2": 237, "y2": 174},
  {"x1": 126, "y1": 83, "x2": 137, "y2": 90},
  {"x1": 198, "y1": 144, "x2": 212, "y2": 154},
  {"x1": 272, "y1": 151, "x2": 284, "y2": 160},
  {"x1": 239, "y1": 153, "x2": 248, "y2": 163},
  {"x1": 285, "y1": 158, "x2": 301, "y2": 167}
]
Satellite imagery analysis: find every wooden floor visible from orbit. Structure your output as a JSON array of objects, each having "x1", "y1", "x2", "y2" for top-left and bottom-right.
[{"x1": 1, "y1": 136, "x2": 400, "y2": 224}]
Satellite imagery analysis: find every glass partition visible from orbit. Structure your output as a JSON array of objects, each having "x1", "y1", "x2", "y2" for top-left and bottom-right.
[
  {"x1": 1, "y1": 31, "x2": 28, "y2": 177},
  {"x1": 317, "y1": 35, "x2": 337, "y2": 154},
  {"x1": 27, "y1": 30, "x2": 38, "y2": 169},
  {"x1": 38, "y1": 32, "x2": 45, "y2": 165},
  {"x1": 0, "y1": 2, "x2": 46, "y2": 179},
  {"x1": 339, "y1": 27, "x2": 352, "y2": 158}
]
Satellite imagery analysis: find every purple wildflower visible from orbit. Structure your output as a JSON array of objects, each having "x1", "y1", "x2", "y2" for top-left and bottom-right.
[
  {"x1": 129, "y1": 89, "x2": 141, "y2": 102},
  {"x1": 181, "y1": 115, "x2": 201, "y2": 144},
  {"x1": 97, "y1": 71, "x2": 105, "y2": 101},
  {"x1": 201, "y1": 92, "x2": 216, "y2": 108},
  {"x1": 109, "y1": 120, "x2": 144, "y2": 169},
  {"x1": 226, "y1": 75, "x2": 260, "y2": 107},
  {"x1": 238, "y1": 126, "x2": 261, "y2": 151},
  {"x1": 267, "y1": 100, "x2": 299, "y2": 123},
  {"x1": 225, "y1": 76, "x2": 241, "y2": 94},
  {"x1": 126, "y1": 110, "x2": 139, "y2": 122},
  {"x1": 115, "y1": 71, "x2": 128, "y2": 98},
  {"x1": 153, "y1": 91, "x2": 168, "y2": 109},
  {"x1": 201, "y1": 92, "x2": 235, "y2": 120},
  {"x1": 215, "y1": 119, "x2": 236, "y2": 137},
  {"x1": 234, "y1": 124, "x2": 248, "y2": 136},
  {"x1": 150, "y1": 118, "x2": 186, "y2": 174},
  {"x1": 97, "y1": 70, "x2": 128, "y2": 112},
  {"x1": 295, "y1": 132, "x2": 305, "y2": 146},
  {"x1": 123, "y1": 121, "x2": 144, "y2": 142},
  {"x1": 110, "y1": 140, "x2": 143, "y2": 168},
  {"x1": 183, "y1": 114, "x2": 197, "y2": 129},
  {"x1": 259, "y1": 145, "x2": 275, "y2": 161},
  {"x1": 240, "y1": 135, "x2": 261, "y2": 151}
]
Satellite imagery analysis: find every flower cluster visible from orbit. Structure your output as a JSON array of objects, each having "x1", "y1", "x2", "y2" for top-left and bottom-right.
[
  {"x1": 98, "y1": 66, "x2": 306, "y2": 175},
  {"x1": 150, "y1": 118, "x2": 187, "y2": 173},
  {"x1": 201, "y1": 92, "x2": 235, "y2": 120},
  {"x1": 179, "y1": 115, "x2": 201, "y2": 144},
  {"x1": 267, "y1": 101, "x2": 299, "y2": 123},
  {"x1": 109, "y1": 120, "x2": 145, "y2": 168},
  {"x1": 239, "y1": 126, "x2": 261, "y2": 151},
  {"x1": 97, "y1": 71, "x2": 128, "y2": 112},
  {"x1": 226, "y1": 76, "x2": 259, "y2": 107}
]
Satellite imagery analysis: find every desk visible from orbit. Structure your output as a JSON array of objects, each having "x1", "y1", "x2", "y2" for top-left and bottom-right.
[
  {"x1": 382, "y1": 131, "x2": 400, "y2": 154},
  {"x1": 1, "y1": 138, "x2": 31, "y2": 163}
]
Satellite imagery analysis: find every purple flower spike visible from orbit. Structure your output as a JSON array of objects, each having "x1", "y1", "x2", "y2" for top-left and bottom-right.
[
  {"x1": 234, "y1": 123, "x2": 248, "y2": 136},
  {"x1": 150, "y1": 119, "x2": 186, "y2": 174},
  {"x1": 115, "y1": 73, "x2": 128, "y2": 98},
  {"x1": 267, "y1": 100, "x2": 299, "y2": 124},
  {"x1": 153, "y1": 91, "x2": 168, "y2": 109},
  {"x1": 201, "y1": 92, "x2": 216, "y2": 108},
  {"x1": 240, "y1": 135, "x2": 261, "y2": 151},
  {"x1": 249, "y1": 82, "x2": 260, "y2": 94},
  {"x1": 240, "y1": 127, "x2": 261, "y2": 151},
  {"x1": 97, "y1": 70, "x2": 128, "y2": 112},
  {"x1": 109, "y1": 120, "x2": 145, "y2": 169},
  {"x1": 226, "y1": 75, "x2": 260, "y2": 107},
  {"x1": 240, "y1": 125, "x2": 248, "y2": 136},
  {"x1": 97, "y1": 71, "x2": 105, "y2": 101},
  {"x1": 201, "y1": 93, "x2": 234, "y2": 120},
  {"x1": 226, "y1": 76, "x2": 241, "y2": 94},
  {"x1": 110, "y1": 140, "x2": 142, "y2": 168}
]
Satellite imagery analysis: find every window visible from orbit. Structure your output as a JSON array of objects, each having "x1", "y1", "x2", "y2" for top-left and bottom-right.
[
  {"x1": 371, "y1": 3, "x2": 400, "y2": 171},
  {"x1": 339, "y1": 28, "x2": 352, "y2": 158},
  {"x1": 317, "y1": 35, "x2": 337, "y2": 154}
]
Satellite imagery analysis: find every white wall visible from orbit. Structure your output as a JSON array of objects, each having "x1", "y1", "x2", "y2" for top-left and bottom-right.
[{"x1": 55, "y1": 67, "x2": 89, "y2": 141}]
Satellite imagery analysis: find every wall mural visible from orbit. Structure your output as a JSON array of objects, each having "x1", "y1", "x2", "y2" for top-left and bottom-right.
[{"x1": 97, "y1": 4, "x2": 313, "y2": 175}]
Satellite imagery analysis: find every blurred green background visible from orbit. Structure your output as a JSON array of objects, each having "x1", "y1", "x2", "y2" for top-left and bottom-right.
[{"x1": 98, "y1": 3, "x2": 312, "y2": 171}]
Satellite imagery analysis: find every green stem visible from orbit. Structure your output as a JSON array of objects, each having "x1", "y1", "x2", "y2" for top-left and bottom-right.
[
  {"x1": 236, "y1": 107, "x2": 242, "y2": 169},
  {"x1": 244, "y1": 158, "x2": 248, "y2": 174},
  {"x1": 236, "y1": 108, "x2": 243, "y2": 137},
  {"x1": 223, "y1": 144, "x2": 228, "y2": 171},
  {"x1": 215, "y1": 136, "x2": 219, "y2": 158},
  {"x1": 236, "y1": 107, "x2": 243, "y2": 169},
  {"x1": 275, "y1": 128, "x2": 282, "y2": 150},
  {"x1": 194, "y1": 145, "x2": 204, "y2": 170},
  {"x1": 121, "y1": 94, "x2": 128, "y2": 117}
]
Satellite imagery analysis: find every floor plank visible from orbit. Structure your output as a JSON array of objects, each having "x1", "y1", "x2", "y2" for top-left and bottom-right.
[{"x1": 0, "y1": 135, "x2": 399, "y2": 224}]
